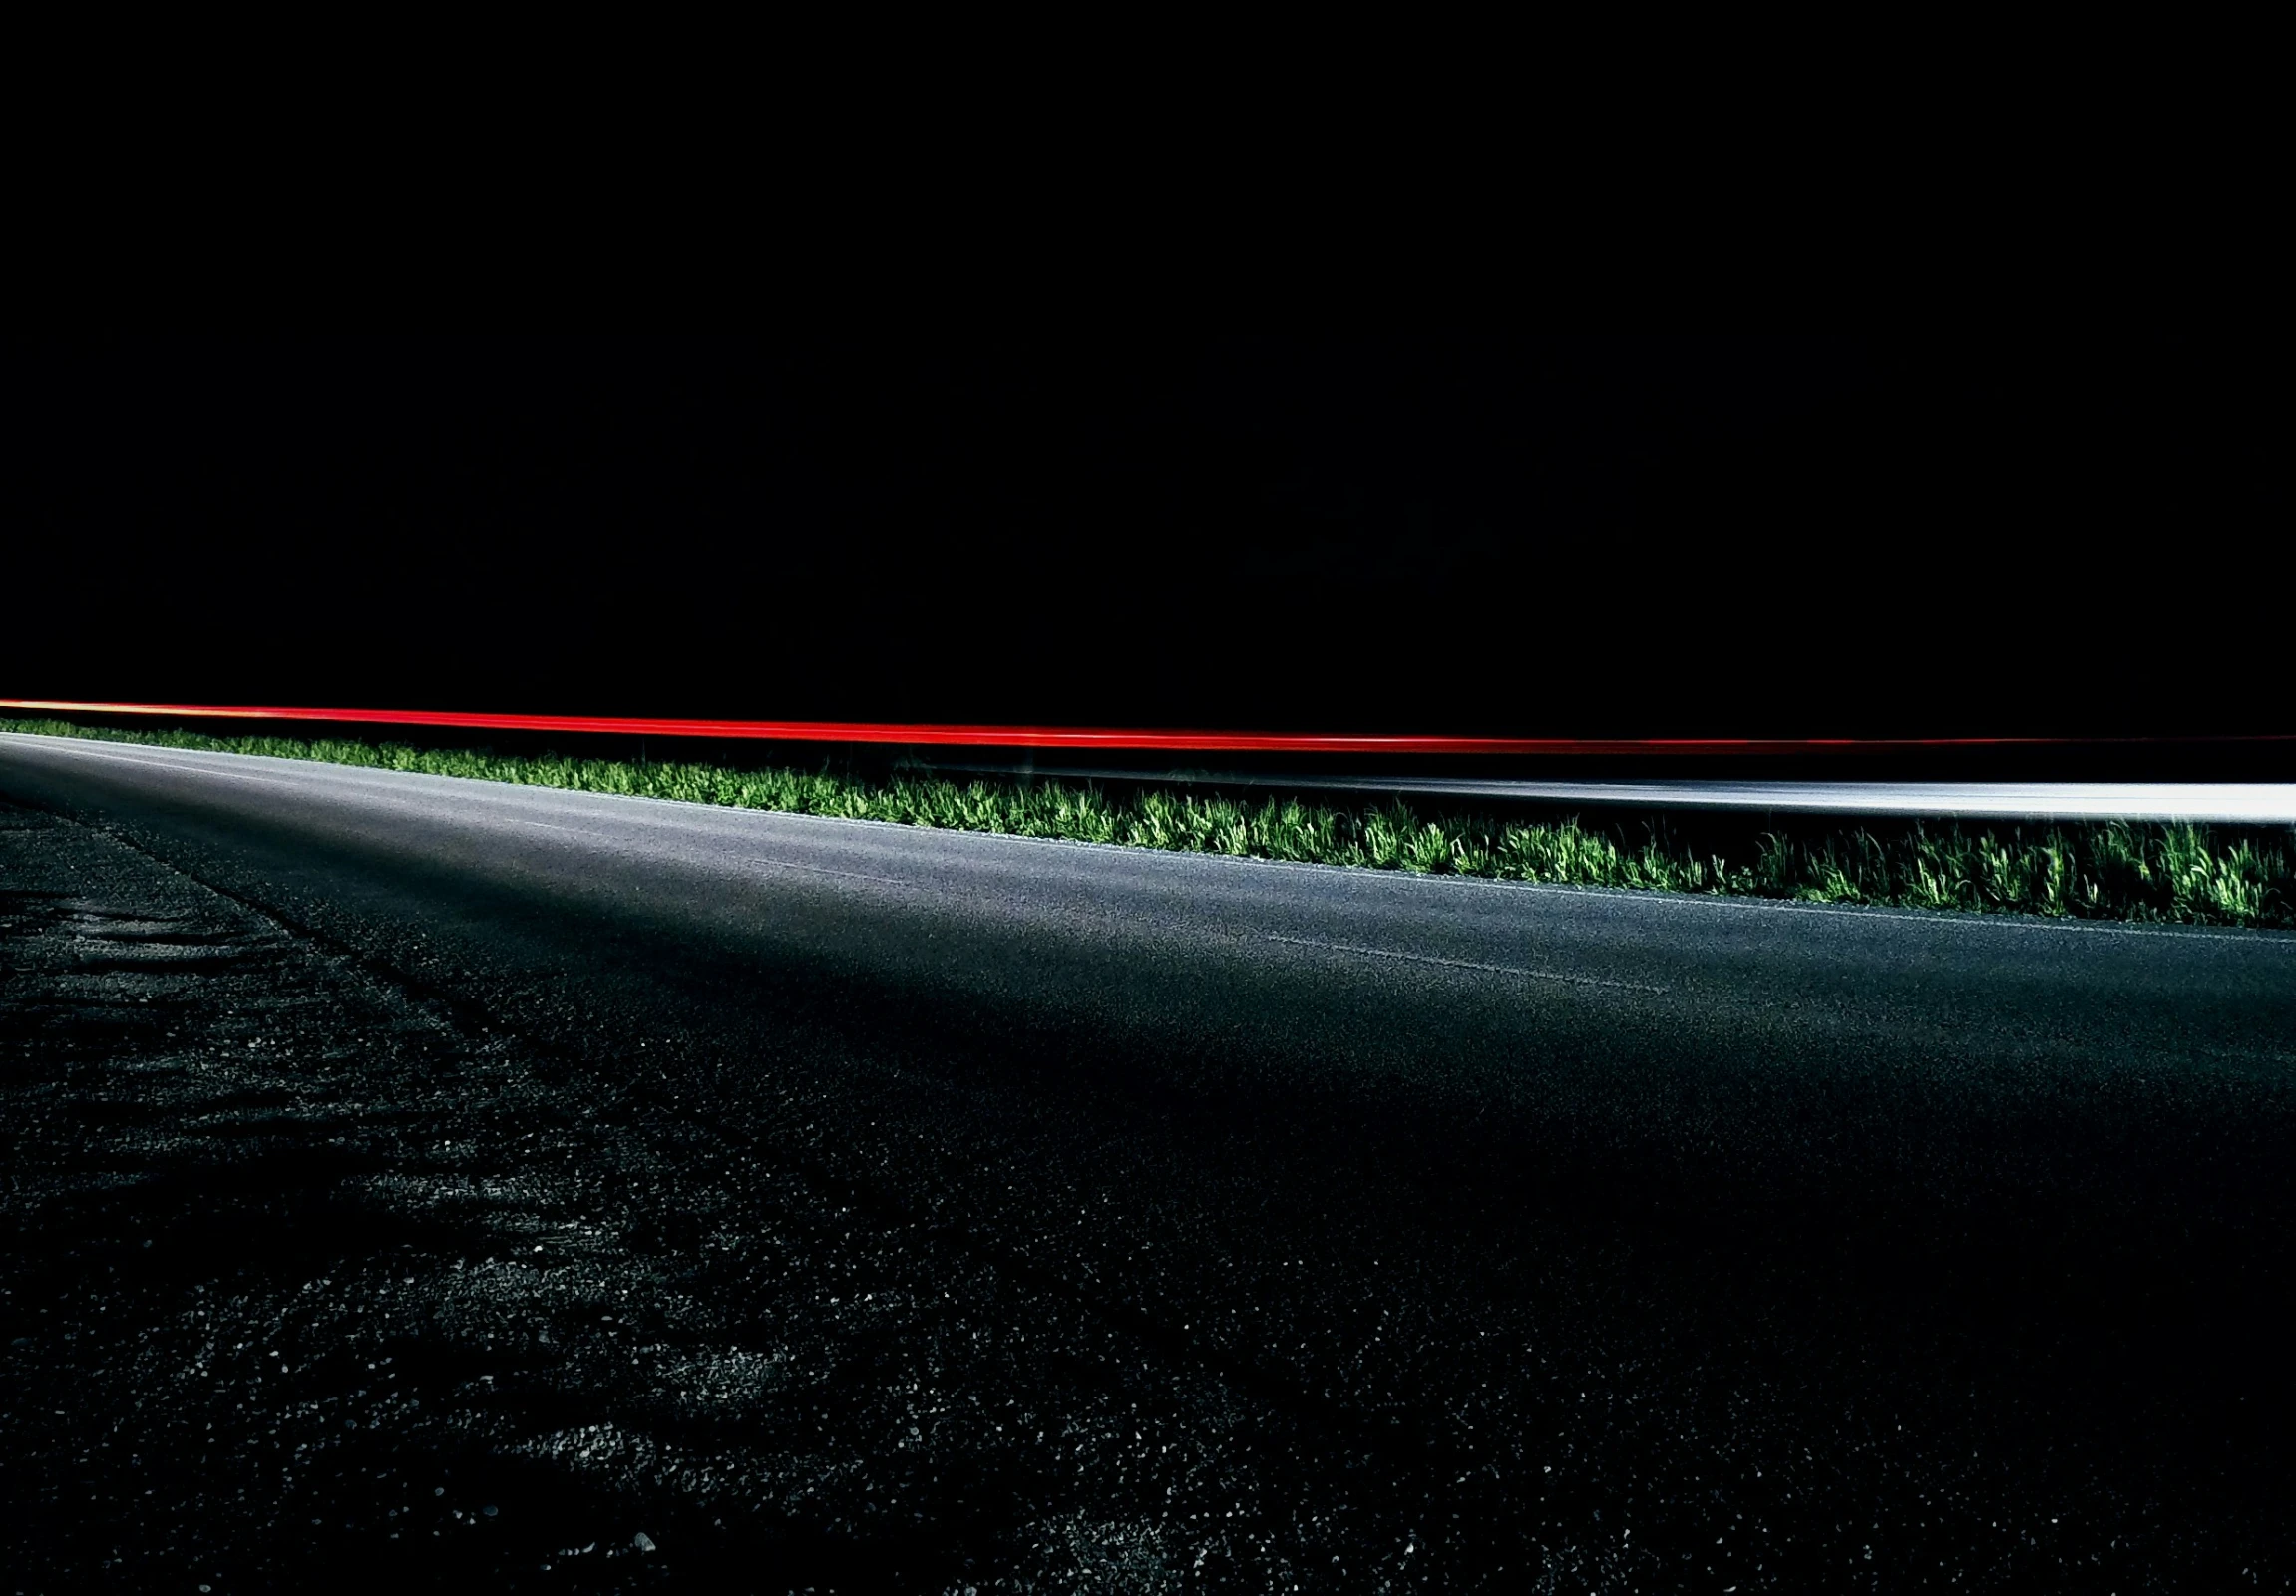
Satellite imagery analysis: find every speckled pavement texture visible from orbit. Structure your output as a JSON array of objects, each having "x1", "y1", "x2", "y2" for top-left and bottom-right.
[{"x1": 5, "y1": 739, "x2": 2296, "y2": 1592}]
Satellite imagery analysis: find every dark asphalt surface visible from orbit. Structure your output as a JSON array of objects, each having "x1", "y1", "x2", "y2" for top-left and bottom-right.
[{"x1": 4, "y1": 732, "x2": 2295, "y2": 1593}]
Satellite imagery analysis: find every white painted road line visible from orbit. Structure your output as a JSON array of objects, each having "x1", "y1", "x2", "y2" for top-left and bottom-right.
[
  {"x1": 16, "y1": 743, "x2": 293, "y2": 785},
  {"x1": 1263, "y1": 934, "x2": 1667, "y2": 993}
]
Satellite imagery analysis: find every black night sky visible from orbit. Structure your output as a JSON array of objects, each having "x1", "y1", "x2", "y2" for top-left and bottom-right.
[{"x1": 3, "y1": 333, "x2": 2281, "y2": 740}]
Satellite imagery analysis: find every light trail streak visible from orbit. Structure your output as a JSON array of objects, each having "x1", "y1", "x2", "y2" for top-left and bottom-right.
[{"x1": 5, "y1": 699, "x2": 2288, "y2": 759}]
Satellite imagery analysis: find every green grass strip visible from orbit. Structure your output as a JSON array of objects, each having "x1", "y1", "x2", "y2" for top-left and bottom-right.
[{"x1": 7, "y1": 716, "x2": 2293, "y2": 930}]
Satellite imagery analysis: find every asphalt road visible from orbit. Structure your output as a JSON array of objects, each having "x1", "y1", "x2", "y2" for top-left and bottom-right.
[{"x1": 5, "y1": 732, "x2": 2295, "y2": 1592}]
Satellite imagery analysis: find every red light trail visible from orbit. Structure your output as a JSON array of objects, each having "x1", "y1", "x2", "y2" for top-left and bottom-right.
[{"x1": 2, "y1": 700, "x2": 2283, "y2": 757}]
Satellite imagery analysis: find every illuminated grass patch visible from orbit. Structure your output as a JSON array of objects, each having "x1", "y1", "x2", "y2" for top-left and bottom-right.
[{"x1": 8, "y1": 717, "x2": 2291, "y2": 929}]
